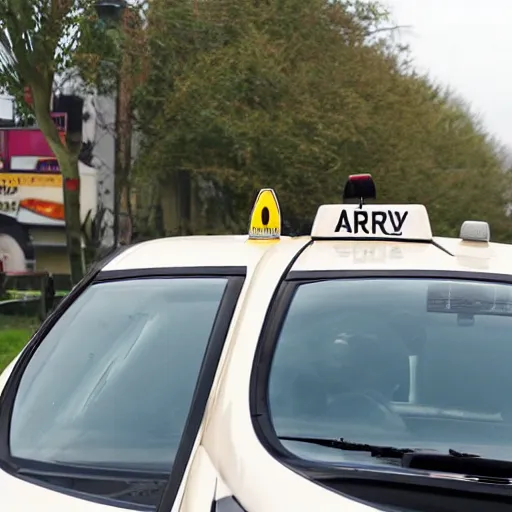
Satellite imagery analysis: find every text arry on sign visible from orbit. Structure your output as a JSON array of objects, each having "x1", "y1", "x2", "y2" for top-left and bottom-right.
[{"x1": 335, "y1": 209, "x2": 409, "y2": 236}]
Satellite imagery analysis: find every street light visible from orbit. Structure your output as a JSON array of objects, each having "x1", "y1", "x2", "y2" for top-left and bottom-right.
[{"x1": 95, "y1": 0, "x2": 127, "y2": 249}]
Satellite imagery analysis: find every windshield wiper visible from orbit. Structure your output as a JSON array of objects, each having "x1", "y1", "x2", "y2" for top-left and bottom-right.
[
  {"x1": 279, "y1": 436, "x2": 479, "y2": 459},
  {"x1": 279, "y1": 436, "x2": 512, "y2": 480},
  {"x1": 279, "y1": 435, "x2": 417, "y2": 458}
]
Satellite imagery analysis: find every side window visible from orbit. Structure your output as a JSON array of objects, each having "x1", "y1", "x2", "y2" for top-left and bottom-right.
[{"x1": 9, "y1": 277, "x2": 230, "y2": 484}]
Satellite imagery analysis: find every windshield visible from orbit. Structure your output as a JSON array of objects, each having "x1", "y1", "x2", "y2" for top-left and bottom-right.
[
  {"x1": 10, "y1": 277, "x2": 228, "y2": 472},
  {"x1": 268, "y1": 277, "x2": 512, "y2": 466}
]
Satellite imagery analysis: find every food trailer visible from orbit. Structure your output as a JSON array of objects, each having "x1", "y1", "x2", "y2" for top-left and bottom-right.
[{"x1": 0, "y1": 115, "x2": 97, "y2": 273}]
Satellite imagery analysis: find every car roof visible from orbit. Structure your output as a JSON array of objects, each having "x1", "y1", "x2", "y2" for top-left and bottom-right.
[
  {"x1": 291, "y1": 237, "x2": 512, "y2": 275},
  {"x1": 102, "y1": 233, "x2": 512, "y2": 277},
  {"x1": 102, "y1": 235, "x2": 301, "y2": 273},
  {"x1": 102, "y1": 177, "x2": 512, "y2": 278}
]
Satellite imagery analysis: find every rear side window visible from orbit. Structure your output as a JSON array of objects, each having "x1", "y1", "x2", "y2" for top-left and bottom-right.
[{"x1": 10, "y1": 277, "x2": 228, "y2": 472}]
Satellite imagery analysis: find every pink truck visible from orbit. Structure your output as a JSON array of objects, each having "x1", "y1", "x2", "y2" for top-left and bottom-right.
[{"x1": 0, "y1": 117, "x2": 97, "y2": 273}]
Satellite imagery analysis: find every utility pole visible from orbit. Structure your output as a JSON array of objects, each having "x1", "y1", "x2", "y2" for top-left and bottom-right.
[{"x1": 95, "y1": 0, "x2": 133, "y2": 247}]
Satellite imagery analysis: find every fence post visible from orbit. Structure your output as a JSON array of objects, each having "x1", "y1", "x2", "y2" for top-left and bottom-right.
[
  {"x1": 46, "y1": 274, "x2": 55, "y2": 315},
  {"x1": 39, "y1": 273, "x2": 48, "y2": 321},
  {"x1": 0, "y1": 271, "x2": 4, "y2": 300}
]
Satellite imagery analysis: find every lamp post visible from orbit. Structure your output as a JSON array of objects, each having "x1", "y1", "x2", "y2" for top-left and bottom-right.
[{"x1": 94, "y1": 0, "x2": 127, "y2": 249}]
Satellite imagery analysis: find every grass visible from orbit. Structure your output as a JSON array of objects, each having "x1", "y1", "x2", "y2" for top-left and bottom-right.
[
  {"x1": 5, "y1": 290, "x2": 68, "y2": 300},
  {"x1": 0, "y1": 316, "x2": 39, "y2": 372}
]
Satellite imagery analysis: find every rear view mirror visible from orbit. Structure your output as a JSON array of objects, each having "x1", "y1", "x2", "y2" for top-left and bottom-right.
[{"x1": 427, "y1": 281, "x2": 512, "y2": 317}]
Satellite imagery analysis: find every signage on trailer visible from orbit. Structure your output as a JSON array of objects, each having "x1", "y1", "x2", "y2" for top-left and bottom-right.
[{"x1": 0, "y1": 173, "x2": 62, "y2": 188}]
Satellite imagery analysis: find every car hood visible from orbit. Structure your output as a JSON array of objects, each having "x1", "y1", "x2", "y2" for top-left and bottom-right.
[{"x1": 0, "y1": 468, "x2": 133, "y2": 512}]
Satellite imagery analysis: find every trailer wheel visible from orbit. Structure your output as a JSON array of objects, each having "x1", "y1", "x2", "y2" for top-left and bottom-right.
[
  {"x1": 0, "y1": 214, "x2": 34, "y2": 272},
  {"x1": 0, "y1": 233, "x2": 26, "y2": 272}
]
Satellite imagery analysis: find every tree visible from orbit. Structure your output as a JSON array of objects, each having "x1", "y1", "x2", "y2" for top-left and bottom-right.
[
  {"x1": 133, "y1": 0, "x2": 511, "y2": 242},
  {"x1": 133, "y1": 0, "x2": 392, "y2": 234},
  {"x1": 78, "y1": 2, "x2": 147, "y2": 251},
  {"x1": 0, "y1": 0, "x2": 112, "y2": 283}
]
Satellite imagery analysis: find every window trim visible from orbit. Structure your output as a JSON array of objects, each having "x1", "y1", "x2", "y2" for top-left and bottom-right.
[
  {"x1": 249, "y1": 269, "x2": 512, "y2": 496},
  {"x1": 155, "y1": 243, "x2": 312, "y2": 512},
  {"x1": 155, "y1": 272, "x2": 245, "y2": 512},
  {"x1": 0, "y1": 265, "x2": 246, "y2": 510},
  {"x1": 286, "y1": 269, "x2": 512, "y2": 283},
  {"x1": 96, "y1": 266, "x2": 247, "y2": 282}
]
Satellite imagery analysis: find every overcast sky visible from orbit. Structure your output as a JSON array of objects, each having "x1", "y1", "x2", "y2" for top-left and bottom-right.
[
  {"x1": 384, "y1": 0, "x2": 512, "y2": 147},
  {"x1": 2, "y1": 1, "x2": 512, "y2": 147}
]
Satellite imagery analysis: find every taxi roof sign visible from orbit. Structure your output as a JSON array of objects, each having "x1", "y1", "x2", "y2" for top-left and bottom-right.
[
  {"x1": 248, "y1": 188, "x2": 281, "y2": 240},
  {"x1": 311, "y1": 204, "x2": 432, "y2": 241}
]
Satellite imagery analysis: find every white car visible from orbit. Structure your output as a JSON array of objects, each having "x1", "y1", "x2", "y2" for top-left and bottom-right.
[{"x1": 1, "y1": 175, "x2": 512, "y2": 512}]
